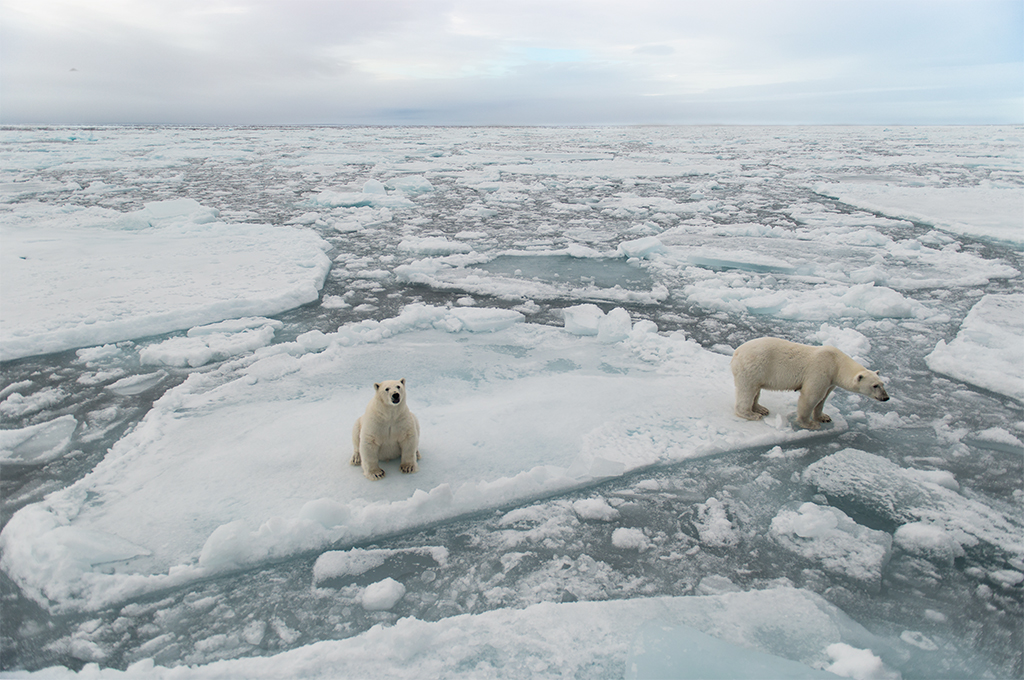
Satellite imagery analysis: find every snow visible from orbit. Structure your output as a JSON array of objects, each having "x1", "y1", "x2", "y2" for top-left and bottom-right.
[
  {"x1": 925, "y1": 294, "x2": 1024, "y2": 402},
  {"x1": 0, "y1": 200, "x2": 331, "y2": 361}
]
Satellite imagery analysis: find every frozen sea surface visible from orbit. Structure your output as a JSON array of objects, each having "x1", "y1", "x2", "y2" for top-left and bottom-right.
[{"x1": 0, "y1": 126, "x2": 1021, "y2": 679}]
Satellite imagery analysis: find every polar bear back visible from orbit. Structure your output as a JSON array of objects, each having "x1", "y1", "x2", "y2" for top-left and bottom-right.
[{"x1": 731, "y1": 337, "x2": 852, "y2": 391}]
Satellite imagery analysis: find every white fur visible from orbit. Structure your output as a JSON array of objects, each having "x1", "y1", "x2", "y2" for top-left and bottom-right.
[
  {"x1": 731, "y1": 337, "x2": 889, "y2": 430},
  {"x1": 351, "y1": 378, "x2": 420, "y2": 480}
]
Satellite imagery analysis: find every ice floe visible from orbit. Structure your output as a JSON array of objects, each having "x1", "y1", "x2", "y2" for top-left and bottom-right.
[
  {"x1": 926, "y1": 294, "x2": 1024, "y2": 402},
  {"x1": 0, "y1": 304, "x2": 847, "y2": 613},
  {"x1": 0, "y1": 200, "x2": 330, "y2": 361}
]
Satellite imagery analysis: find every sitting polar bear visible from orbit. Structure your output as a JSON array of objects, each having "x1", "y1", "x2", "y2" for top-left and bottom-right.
[
  {"x1": 731, "y1": 337, "x2": 889, "y2": 430},
  {"x1": 351, "y1": 379, "x2": 420, "y2": 480}
]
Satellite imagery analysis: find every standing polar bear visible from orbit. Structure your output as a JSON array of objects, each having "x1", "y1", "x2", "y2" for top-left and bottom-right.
[
  {"x1": 351, "y1": 379, "x2": 420, "y2": 480},
  {"x1": 731, "y1": 337, "x2": 889, "y2": 430}
]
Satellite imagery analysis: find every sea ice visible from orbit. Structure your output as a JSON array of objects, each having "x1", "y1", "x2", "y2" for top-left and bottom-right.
[
  {"x1": 803, "y1": 449, "x2": 1023, "y2": 558},
  {"x1": 0, "y1": 304, "x2": 841, "y2": 613},
  {"x1": 0, "y1": 200, "x2": 331, "y2": 361},
  {"x1": 0, "y1": 415, "x2": 78, "y2": 464},
  {"x1": 926, "y1": 294, "x2": 1024, "y2": 402},
  {"x1": 0, "y1": 587, "x2": 897, "y2": 679},
  {"x1": 814, "y1": 182, "x2": 1024, "y2": 247},
  {"x1": 360, "y1": 578, "x2": 406, "y2": 611},
  {"x1": 770, "y1": 502, "x2": 892, "y2": 589}
]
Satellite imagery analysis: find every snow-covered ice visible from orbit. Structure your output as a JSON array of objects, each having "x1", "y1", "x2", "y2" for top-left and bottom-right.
[
  {"x1": 0, "y1": 199, "x2": 330, "y2": 362},
  {"x1": 1, "y1": 125, "x2": 1021, "y2": 679},
  {"x1": 925, "y1": 294, "x2": 1024, "y2": 402}
]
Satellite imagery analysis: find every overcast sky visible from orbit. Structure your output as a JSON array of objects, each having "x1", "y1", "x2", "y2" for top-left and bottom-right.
[{"x1": 1, "y1": 0, "x2": 1021, "y2": 125}]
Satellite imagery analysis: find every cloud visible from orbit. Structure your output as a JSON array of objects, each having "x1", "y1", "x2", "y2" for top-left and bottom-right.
[{"x1": 0, "y1": 0, "x2": 1020, "y2": 124}]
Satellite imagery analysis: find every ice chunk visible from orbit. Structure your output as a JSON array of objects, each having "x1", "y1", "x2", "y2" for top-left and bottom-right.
[
  {"x1": 965, "y1": 427, "x2": 1024, "y2": 454},
  {"x1": 597, "y1": 307, "x2": 633, "y2": 343},
  {"x1": 803, "y1": 449, "x2": 1023, "y2": 556},
  {"x1": 625, "y1": 622, "x2": 841, "y2": 679},
  {"x1": 106, "y1": 371, "x2": 167, "y2": 396},
  {"x1": 397, "y1": 237, "x2": 472, "y2": 255},
  {"x1": 770, "y1": 502, "x2": 892, "y2": 589},
  {"x1": 140, "y1": 322, "x2": 279, "y2": 368},
  {"x1": 892, "y1": 523, "x2": 962, "y2": 565},
  {"x1": 572, "y1": 498, "x2": 620, "y2": 521},
  {"x1": 0, "y1": 415, "x2": 77, "y2": 464},
  {"x1": 925, "y1": 294, "x2": 1024, "y2": 402},
  {"x1": 617, "y1": 236, "x2": 666, "y2": 259},
  {"x1": 360, "y1": 578, "x2": 405, "y2": 611},
  {"x1": 561, "y1": 304, "x2": 634, "y2": 341},
  {"x1": 693, "y1": 497, "x2": 739, "y2": 548},
  {"x1": 442, "y1": 307, "x2": 524, "y2": 333},
  {"x1": 313, "y1": 547, "x2": 447, "y2": 584},
  {"x1": 825, "y1": 643, "x2": 901, "y2": 680},
  {"x1": 139, "y1": 198, "x2": 219, "y2": 226},
  {"x1": 612, "y1": 527, "x2": 650, "y2": 550},
  {"x1": 386, "y1": 175, "x2": 434, "y2": 195},
  {"x1": 561, "y1": 303, "x2": 605, "y2": 335}
]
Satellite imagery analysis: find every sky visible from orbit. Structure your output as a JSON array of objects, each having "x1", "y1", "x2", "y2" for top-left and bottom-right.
[{"x1": 0, "y1": 0, "x2": 1021, "y2": 126}]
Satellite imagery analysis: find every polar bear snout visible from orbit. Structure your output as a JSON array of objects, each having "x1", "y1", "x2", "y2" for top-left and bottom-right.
[{"x1": 390, "y1": 392, "x2": 402, "y2": 404}]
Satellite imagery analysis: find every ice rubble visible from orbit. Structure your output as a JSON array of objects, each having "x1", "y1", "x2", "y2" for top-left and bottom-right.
[
  {"x1": 0, "y1": 304, "x2": 848, "y2": 614},
  {"x1": 926, "y1": 294, "x2": 1024, "y2": 402},
  {"x1": 0, "y1": 199, "x2": 331, "y2": 361},
  {"x1": 804, "y1": 449, "x2": 1023, "y2": 560},
  {"x1": 5, "y1": 587, "x2": 900, "y2": 680},
  {"x1": 770, "y1": 502, "x2": 892, "y2": 590}
]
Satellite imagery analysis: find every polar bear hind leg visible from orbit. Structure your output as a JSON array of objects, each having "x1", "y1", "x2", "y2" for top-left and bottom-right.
[{"x1": 734, "y1": 380, "x2": 770, "y2": 420}]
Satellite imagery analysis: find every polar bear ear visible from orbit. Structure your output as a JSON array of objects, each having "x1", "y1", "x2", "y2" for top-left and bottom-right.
[
  {"x1": 400, "y1": 378, "x2": 406, "y2": 386},
  {"x1": 374, "y1": 382, "x2": 381, "y2": 391},
  {"x1": 856, "y1": 373, "x2": 864, "y2": 383}
]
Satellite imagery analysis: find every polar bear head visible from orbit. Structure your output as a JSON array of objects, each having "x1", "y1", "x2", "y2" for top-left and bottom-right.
[
  {"x1": 374, "y1": 379, "x2": 407, "y2": 406},
  {"x1": 854, "y1": 370, "x2": 889, "y2": 402}
]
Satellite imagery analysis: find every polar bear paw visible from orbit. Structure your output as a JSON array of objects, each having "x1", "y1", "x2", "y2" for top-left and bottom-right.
[
  {"x1": 400, "y1": 461, "x2": 418, "y2": 473},
  {"x1": 350, "y1": 451, "x2": 361, "y2": 465},
  {"x1": 365, "y1": 468, "x2": 385, "y2": 480}
]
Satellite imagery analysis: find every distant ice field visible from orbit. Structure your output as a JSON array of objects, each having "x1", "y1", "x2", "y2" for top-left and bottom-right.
[{"x1": 0, "y1": 126, "x2": 1021, "y2": 679}]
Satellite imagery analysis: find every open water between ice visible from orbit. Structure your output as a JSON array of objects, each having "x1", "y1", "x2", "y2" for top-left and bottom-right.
[{"x1": 0, "y1": 126, "x2": 1021, "y2": 679}]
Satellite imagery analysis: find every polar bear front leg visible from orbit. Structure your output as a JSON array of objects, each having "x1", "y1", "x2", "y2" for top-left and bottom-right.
[
  {"x1": 811, "y1": 386, "x2": 835, "y2": 424},
  {"x1": 358, "y1": 434, "x2": 386, "y2": 480},
  {"x1": 797, "y1": 379, "x2": 832, "y2": 429},
  {"x1": 399, "y1": 432, "x2": 419, "y2": 474},
  {"x1": 350, "y1": 417, "x2": 363, "y2": 466}
]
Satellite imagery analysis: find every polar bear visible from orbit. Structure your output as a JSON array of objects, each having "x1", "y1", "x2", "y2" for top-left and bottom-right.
[
  {"x1": 351, "y1": 379, "x2": 420, "y2": 480},
  {"x1": 731, "y1": 337, "x2": 889, "y2": 430}
]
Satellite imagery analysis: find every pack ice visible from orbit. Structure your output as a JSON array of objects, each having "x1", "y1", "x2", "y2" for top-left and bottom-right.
[
  {"x1": 0, "y1": 304, "x2": 841, "y2": 613},
  {"x1": 0, "y1": 199, "x2": 331, "y2": 362}
]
